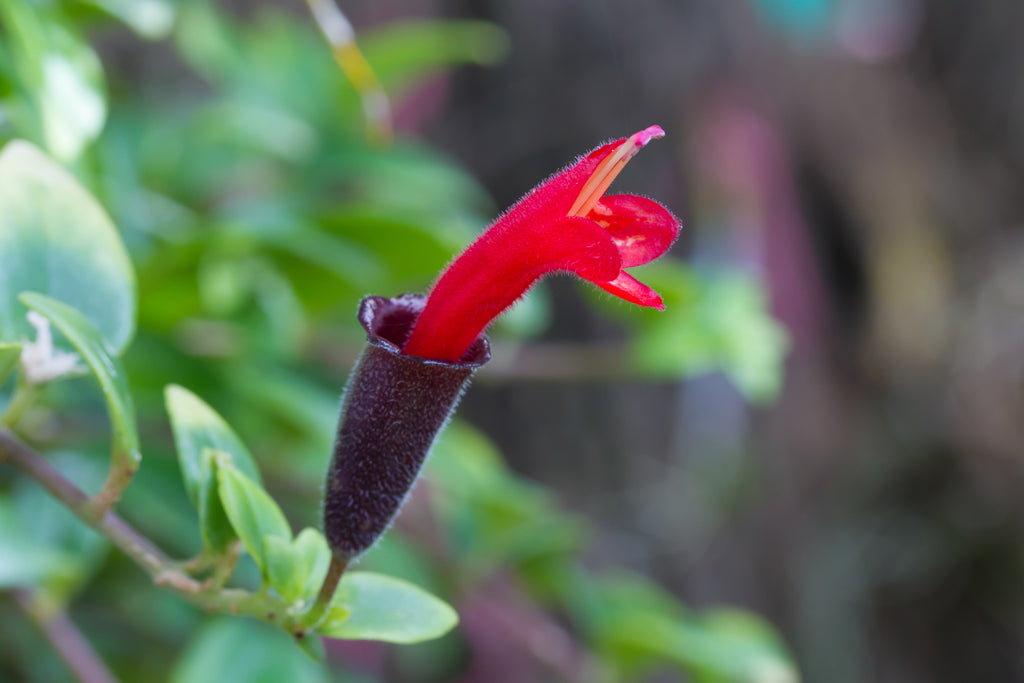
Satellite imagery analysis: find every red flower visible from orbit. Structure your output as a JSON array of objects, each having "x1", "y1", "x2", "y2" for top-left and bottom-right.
[{"x1": 403, "y1": 125, "x2": 681, "y2": 362}]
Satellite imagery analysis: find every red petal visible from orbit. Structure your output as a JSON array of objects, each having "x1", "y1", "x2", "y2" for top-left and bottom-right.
[
  {"x1": 585, "y1": 139, "x2": 625, "y2": 161},
  {"x1": 588, "y1": 194, "x2": 679, "y2": 267},
  {"x1": 594, "y1": 270, "x2": 665, "y2": 309},
  {"x1": 403, "y1": 216, "x2": 620, "y2": 361},
  {"x1": 495, "y1": 139, "x2": 627, "y2": 233},
  {"x1": 550, "y1": 216, "x2": 623, "y2": 281},
  {"x1": 402, "y1": 128, "x2": 674, "y2": 362}
]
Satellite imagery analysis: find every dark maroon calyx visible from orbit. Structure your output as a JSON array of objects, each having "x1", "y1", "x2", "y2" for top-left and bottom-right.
[{"x1": 323, "y1": 295, "x2": 489, "y2": 559}]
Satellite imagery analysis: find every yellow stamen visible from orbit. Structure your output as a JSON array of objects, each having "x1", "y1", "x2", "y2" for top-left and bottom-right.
[
  {"x1": 306, "y1": 0, "x2": 392, "y2": 145},
  {"x1": 568, "y1": 125, "x2": 664, "y2": 217}
]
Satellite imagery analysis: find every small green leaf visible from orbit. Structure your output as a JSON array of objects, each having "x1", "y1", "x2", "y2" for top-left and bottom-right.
[
  {"x1": 197, "y1": 448, "x2": 236, "y2": 552},
  {"x1": 164, "y1": 384, "x2": 262, "y2": 528},
  {"x1": 216, "y1": 460, "x2": 290, "y2": 573},
  {"x1": 0, "y1": 140, "x2": 135, "y2": 352},
  {"x1": 318, "y1": 572, "x2": 458, "y2": 644},
  {"x1": 295, "y1": 633, "x2": 325, "y2": 664},
  {"x1": 264, "y1": 536, "x2": 300, "y2": 602},
  {"x1": 325, "y1": 603, "x2": 351, "y2": 627},
  {"x1": 0, "y1": 342, "x2": 20, "y2": 386},
  {"x1": 295, "y1": 529, "x2": 332, "y2": 600},
  {"x1": 164, "y1": 384, "x2": 263, "y2": 550},
  {"x1": 265, "y1": 528, "x2": 331, "y2": 603},
  {"x1": 20, "y1": 293, "x2": 139, "y2": 470}
]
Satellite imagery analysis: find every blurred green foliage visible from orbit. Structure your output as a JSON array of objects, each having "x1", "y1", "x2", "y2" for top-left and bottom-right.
[{"x1": 0, "y1": 1, "x2": 793, "y2": 681}]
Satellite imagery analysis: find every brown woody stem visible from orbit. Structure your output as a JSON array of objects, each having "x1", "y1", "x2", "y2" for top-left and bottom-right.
[
  {"x1": 12, "y1": 589, "x2": 119, "y2": 683},
  {"x1": 86, "y1": 457, "x2": 138, "y2": 521},
  {"x1": 0, "y1": 429, "x2": 298, "y2": 629}
]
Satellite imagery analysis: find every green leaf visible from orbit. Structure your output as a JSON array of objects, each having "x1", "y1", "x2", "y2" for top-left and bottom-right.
[
  {"x1": 0, "y1": 2, "x2": 107, "y2": 161},
  {"x1": 216, "y1": 459, "x2": 290, "y2": 573},
  {"x1": 164, "y1": 383, "x2": 262, "y2": 551},
  {"x1": 0, "y1": 342, "x2": 20, "y2": 386},
  {"x1": 318, "y1": 572, "x2": 458, "y2": 644},
  {"x1": 79, "y1": 0, "x2": 175, "y2": 40},
  {"x1": 164, "y1": 385, "x2": 262, "y2": 508},
  {"x1": 358, "y1": 534, "x2": 443, "y2": 597},
  {"x1": 171, "y1": 618, "x2": 328, "y2": 683},
  {"x1": 0, "y1": 140, "x2": 135, "y2": 352},
  {"x1": 264, "y1": 536, "x2": 301, "y2": 602},
  {"x1": 196, "y1": 448, "x2": 236, "y2": 552},
  {"x1": 20, "y1": 293, "x2": 139, "y2": 471},
  {"x1": 265, "y1": 528, "x2": 331, "y2": 604}
]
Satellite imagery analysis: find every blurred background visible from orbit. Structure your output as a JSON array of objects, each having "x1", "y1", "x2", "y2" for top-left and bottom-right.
[{"x1": 2, "y1": 0, "x2": 1024, "y2": 681}]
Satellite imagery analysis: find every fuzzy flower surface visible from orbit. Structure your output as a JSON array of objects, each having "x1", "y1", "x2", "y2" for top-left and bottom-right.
[{"x1": 403, "y1": 125, "x2": 680, "y2": 362}]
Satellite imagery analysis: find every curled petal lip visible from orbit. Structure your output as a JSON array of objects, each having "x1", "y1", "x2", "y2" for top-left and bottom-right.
[
  {"x1": 588, "y1": 194, "x2": 679, "y2": 268},
  {"x1": 595, "y1": 270, "x2": 665, "y2": 310}
]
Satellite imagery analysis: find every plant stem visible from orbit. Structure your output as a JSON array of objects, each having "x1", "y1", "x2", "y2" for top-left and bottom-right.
[
  {"x1": 2, "y1": 371, "x2": 136, "y2": 520},
  {"x1": 12, "y1": 589, "x2": 119, "y2": 683},
  {"x1": 1, "y1": 376, "x2": 40, "y2": 429},
  {"x1": 87, "y1": 457, "x2": 137, "y2": 520},
  {"x1": 208, "y1": 542, "x2": 242, "y2": 590},
  {"x1": 0, "y1": 428, "x2": 173, "y2": 579},
  {"x1": 300, "y1": 553, "x2": 348, "y2": 632},
  {"x1": 0, "y1": 429, "x2": 296, "y2": 628}
]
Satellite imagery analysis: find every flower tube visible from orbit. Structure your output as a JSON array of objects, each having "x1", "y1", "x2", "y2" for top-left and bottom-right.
[{"x1": 404, "y1": 125, "x2": 679, "y2": 362}]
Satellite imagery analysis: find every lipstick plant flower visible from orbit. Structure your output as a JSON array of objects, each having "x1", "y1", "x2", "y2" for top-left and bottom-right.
[
  {"x1": 322, "y1": 126, "x2": 680, "y2": 569},
  {"x1": 404, "y1": 124, "x2": 679, "y2": 362}
]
